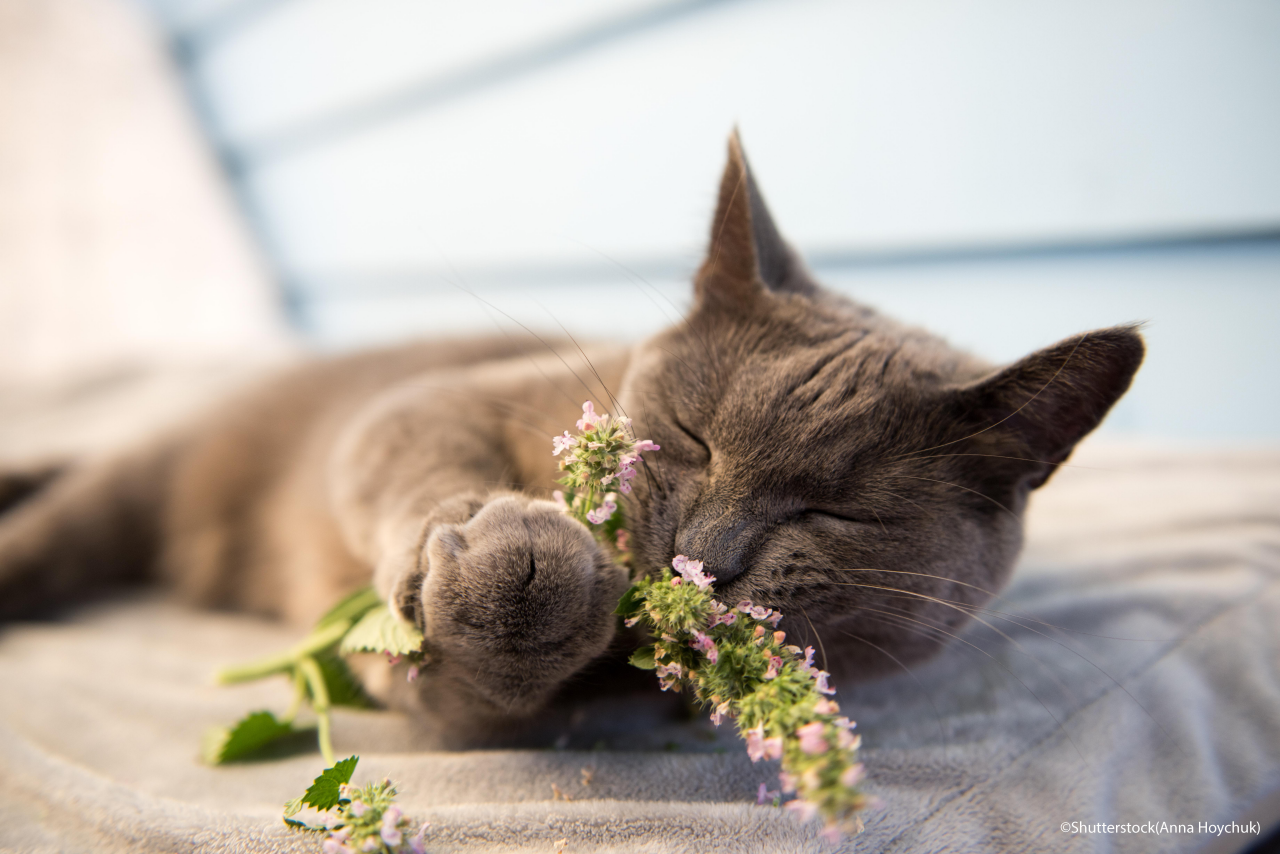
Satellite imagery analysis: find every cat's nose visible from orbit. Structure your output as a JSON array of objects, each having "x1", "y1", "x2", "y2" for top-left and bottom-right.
[{"x1": 674, "y1": 507, "x2": 756, "y2": 585}]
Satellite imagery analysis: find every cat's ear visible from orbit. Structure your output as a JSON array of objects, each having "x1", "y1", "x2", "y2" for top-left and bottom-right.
[
  {"x1": 695, "y1": 132, "x2": 814, "y2": 308},
  {"x1": 958, "y1": 326, "x2": 1144, "y2": 489}
]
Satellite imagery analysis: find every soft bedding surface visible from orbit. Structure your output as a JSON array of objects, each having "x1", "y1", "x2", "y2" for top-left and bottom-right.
[{"x1": 1, "y1": 383, "x2": 1278, "y2": 853}]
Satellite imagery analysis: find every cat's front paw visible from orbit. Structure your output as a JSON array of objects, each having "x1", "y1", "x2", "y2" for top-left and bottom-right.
[{"x1": 418, "y1": 495, "x2": 626, "y2": 716}]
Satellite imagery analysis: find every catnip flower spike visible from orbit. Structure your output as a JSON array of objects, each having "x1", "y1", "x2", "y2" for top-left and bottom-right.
[{"x1": 557, "y1": 401, "x2": 870, "y2": 843}]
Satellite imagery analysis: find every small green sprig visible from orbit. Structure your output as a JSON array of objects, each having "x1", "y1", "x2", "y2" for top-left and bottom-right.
[
  {"x1": 207, "y1": 589, "x2": 427, "y2": 846},
  {"x1": 207, "y1": 588, "x2": 423, "y2": 766},
  {"x1": 283, "y1": 756, "x2": 430, "y2": 854}
]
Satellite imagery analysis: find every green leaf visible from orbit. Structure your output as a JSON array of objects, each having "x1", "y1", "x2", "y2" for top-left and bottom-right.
[
  {"x1": 628, "y1": 645, "x2": 657, "y2": 670},
  {"x1": 313, "y1": 649, "x2": 375, "y2": 709},
  {"x1": 298, "y1": 755, "x2": 360, "y2": 812},
  {"x1": 315, "y1": 585, "x2": 383, "y2": 631},
  {"x1": 339, "y1": 604, "x2": 424, "y2": 656},
  {"x1": 614, "y1": 583, "x2": 646, "y2": 618},
  {"x1": 202, "y1": 710, "x2": 295, "y2": 765}
]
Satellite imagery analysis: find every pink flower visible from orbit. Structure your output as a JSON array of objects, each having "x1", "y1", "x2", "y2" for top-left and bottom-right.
[
  {"x1": 814, "y1": 698, "x2": 840, "y2": 715},
  {"x1": 802, "y1": 647, "x2": 816, "y2": 670},
  {"x1": 407, "y1": 664, "x2": 420, "y2": 682},
  {"x1": 778, "y1": 772, "x2": 798, "y2": 793},
  {"x1": 756, "y1": 783, "x2": 780, "y2": 805},
  {"x1": 709, "y1": 702, "x2": 731, "y2": 726},
  {"x1": 361, "y1": 839, "x2": 379, "y2": 853},
  {"x1": 768, "y1": 612, "x2": 783, "y2": 628},
  {"x1": 410, "y1": 823, "x2": 431, "y2": 854},
  {"x1": 749, "y1": 605, "x2": 771, "y2": 621},
  {"x1": 576, "y1": 401, "x2": 601, "y2": 430},
  {"x1": 745, "y1": 726, "x2": 766, "y2": 762},
  {"x1": 655, "y1": 662, "x2": 684, "y2": 691},
  {"x1": 797, "y1": 721, "x2": 829, "y2": 755},
  {"x1": 709, "y1": 611, "x2": 737, "y2": 628},
  {"x1": 814, "y1": 670, "x2": 835, "y2": 695},
  {"x1": 763, "y1": 656, "x2": 782, "y2": 680},
  {"x1": 381, "y1": 806, "x2": 404, "y2": 846},
  {"x1": 624, "y1": 615, "x2": 642, "y2": 628},
  {"x1": 386, "y1": 654, "x2": 402, "y2": 666},
  {"x1": 552, "y1": 432, "x2": 577, "y2": 456},
  {"x1": 633, "y1": 439, "x2": 660, "y2": 453},
  {"x1": 672, "y1": 555, "x2": 713, "y2": 589},
  {"x1": 349, "y1": 800, "x2": 368, "y2": 817},
  {"x1": 613, "y1": 461, "x2": 639, "y2": 494},
  {"x1": 784, "y1": 798, "x2": 819, "y2": 823},
  {"x1": 321, "y1": 839, "x2": 353, "y2": 854},
  {"x1": 840, "y1": 763, "x2": 865, "y2": 788},
  {"x1": 772, "y1": 630, "x2": 786, "y2": 645},
  {"x1": 762, "y1": 736, "x2": 783, "y2": 760},
  {"x1": 690, "y1": 630, "x2": 718, "y2": 663},
  {"x1": 736, "y1": 600, "x2": 754, "y2": 612},
  {"x1": 586, "y1": 494, "x2": 618, "y2": 525},
  {"x1": 551, "y1": 490, "x2": 570, "y2": 510}
]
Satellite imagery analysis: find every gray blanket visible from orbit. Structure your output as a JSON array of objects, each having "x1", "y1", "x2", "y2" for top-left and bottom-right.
[{"x1": 2, "y1": 427, "x2": 1278, "y2": 852}]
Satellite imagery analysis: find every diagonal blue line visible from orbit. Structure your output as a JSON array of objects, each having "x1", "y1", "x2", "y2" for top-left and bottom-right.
[{"x1": 224, "y1": 0, "x2": 749, "y2": 170}]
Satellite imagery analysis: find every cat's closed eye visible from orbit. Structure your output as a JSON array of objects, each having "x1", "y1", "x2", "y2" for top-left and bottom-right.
[
  {"x1": 669, "y1": 418, "x2": 711, "y2": 462},
  {"x1": 803, "y1": 509, "x2": 887, "y2": 530}
]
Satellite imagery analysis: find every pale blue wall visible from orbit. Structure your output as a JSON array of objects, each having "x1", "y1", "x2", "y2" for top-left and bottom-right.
[{"x1": 139, "y1": 0, "x2": 1280, "y2": 442}]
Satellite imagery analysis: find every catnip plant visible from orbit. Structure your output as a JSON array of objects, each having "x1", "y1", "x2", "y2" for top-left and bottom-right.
[
  {"x1": 551, "y1": 402, "x2": 870, "y2": 842},
  {"x1": 206, "y1": 399, "x2": 870, "y2": 849}
]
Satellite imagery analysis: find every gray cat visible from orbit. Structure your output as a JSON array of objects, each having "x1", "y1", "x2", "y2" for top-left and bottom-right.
[{"x1": 0, "y1": 135, "x2": 1143, "y2": 744}]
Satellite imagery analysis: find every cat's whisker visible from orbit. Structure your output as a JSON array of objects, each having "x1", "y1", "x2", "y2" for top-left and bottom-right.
[
  {"x1": 874, "y1": 488, "x2": 934, "y2": 518},
  {"x1": 795, "y1": 604, "x2": 829, "y2": 673},
  {"x1": 634, "y1": 398, "x2": 669, "y2": 499},
  {"x1": 832, "y1": 626, "x2": 952, "y2": 754},
  {"x1": 829, "y1": 580, "x2": 1085, "y2": 711},
  {"x1": 559, "y1": 237, "x2": 685, "y2": 331},
  {"x1": 895, "y1": 452, "x2": 1116, "y2": 472},
  {"x1": 886, "y1": 475, "x2": 1018, "y2": 520},
  {"x1": 446, "y1": 281, "x2": 606, "y2": 406},
  {"x1": 832, "y1": 567, "x2": 1172, "y2": 643},
  {"x1": 538, "y1": 307, "x2": 627, "y2": 418},
  {"x1": 867, "y1": 507, "x2": 889, "y2": 536},
  {"x1": 838, "y1": 580, "x2": 1184, "y2": 755},
  {"x1": 851, "y1": 603, "x2": 1092, "y2": 769},
  {"x1": 434, "y1": 270, "x2": 586, "y2": 411}
]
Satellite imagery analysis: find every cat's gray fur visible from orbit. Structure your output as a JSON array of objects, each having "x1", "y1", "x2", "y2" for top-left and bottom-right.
[{"x1": 0, "y1": 135, "x2": 1143, "y2": 744}]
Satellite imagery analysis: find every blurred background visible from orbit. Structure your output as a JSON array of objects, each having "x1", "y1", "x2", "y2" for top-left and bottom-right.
[{"x1": 3, "y1": 0, "x2": 1278, "y2": 443}]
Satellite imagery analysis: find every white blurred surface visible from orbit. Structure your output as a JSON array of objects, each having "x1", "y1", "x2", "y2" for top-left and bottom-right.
[{"x1": 0, "y1": 0, "x2": 292, "y2": 386}]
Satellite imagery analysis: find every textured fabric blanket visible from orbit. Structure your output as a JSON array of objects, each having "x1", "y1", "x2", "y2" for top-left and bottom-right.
[{"x1": 2, "y1": 417, "x2": 1278, "y2": 853}]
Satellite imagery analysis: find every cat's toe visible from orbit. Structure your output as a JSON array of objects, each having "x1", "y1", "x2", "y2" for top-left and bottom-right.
[{"x1": 418, "y1": 495, "x2": 625, "y2": 713}]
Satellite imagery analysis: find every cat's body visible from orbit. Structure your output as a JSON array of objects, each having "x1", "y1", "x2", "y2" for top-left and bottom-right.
[{"x1": 0, "y1": 137, "x2": 1143, "y2": 744}]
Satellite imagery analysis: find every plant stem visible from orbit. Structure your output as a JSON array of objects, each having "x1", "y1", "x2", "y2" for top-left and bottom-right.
[
  {"x1": 214, "y1": 621, "x2": 350, "y2": 685},
  {"x1": 282, "y1": 668, "x2": 308, "y2": 724},
  {"x1": 298, "y1": 655, "x2": 334, "y2": 765}
]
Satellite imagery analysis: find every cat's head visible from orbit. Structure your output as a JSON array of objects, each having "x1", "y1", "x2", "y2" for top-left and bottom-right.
[{"x1": 620, "y1": 134, "x2": 1143, "y2": 679}]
